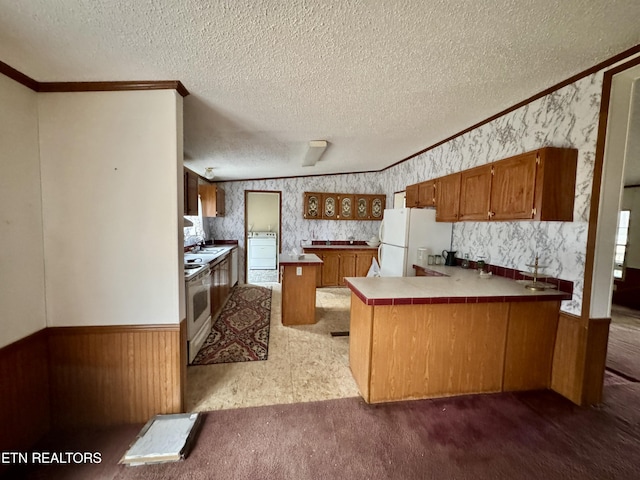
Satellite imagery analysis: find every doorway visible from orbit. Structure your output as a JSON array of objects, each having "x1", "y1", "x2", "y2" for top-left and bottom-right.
[
  {"x1": 244, "y1": 190, "x2": 282, "y2": 284},
  {"x1": 593, "y1": 59, "x2": 640, "y2": 385}
]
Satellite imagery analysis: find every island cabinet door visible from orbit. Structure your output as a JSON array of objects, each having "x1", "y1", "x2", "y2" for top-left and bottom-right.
[
  {"x1": 302, "y1": 249, "x2": 324, "y2": 286},
  {"x1": 321, "y1": 252, "x2": 340, "y2": 286},
  {"x1": 315, "y1": 253, "x2": 323, "y2": 287},
  {"x1": 459, "y1": 164, "x2": 492, "y2": 221}
]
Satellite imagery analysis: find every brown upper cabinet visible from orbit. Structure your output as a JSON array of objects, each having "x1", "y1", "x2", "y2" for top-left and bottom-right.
[
  {"x1": 199, "y1": 183, "x2": 225, "y2": 217},
  {"x1": 338, "y1": 194, "x2": 354, "y2": 220},
  {"x1": 405, "y1": 180, "x2": 435, "y2": 208},
  {"x1": 407, "y1": 147, "x2": 577, "y2": 223},
  {"x1": 322, "y1": 193, "x2": 338, "y2": 219},
  {"x1": 303, "y1": 192, "x2": 323, "y2": 219},
  {"x1": 405, "y1": 184, "x2": 419, "y2": 207},
  {"x1": 435, "y1": 173, "x2": 461, "y2": 222},
  {"x1": 304, "y1": 192, "x2": 385, "y2": 220},
  {"x1": 418, "y1": 181, "x2": 436, "y2": 207},
  {"x1": 369, "y1": 195, "x2": 385, "y2": 219},
  {"x1": 184, "y1": 169, "x2": 199, "y2": 216},
  {"x1": 355, "y1": 195, "x2": 370, "y2": 219},
  {"x1": 459, "y1": 164, "x2": 493, "y2": 221},
  {"x1": 490, "y1": 147, "x2": 577, "y2": 221}
]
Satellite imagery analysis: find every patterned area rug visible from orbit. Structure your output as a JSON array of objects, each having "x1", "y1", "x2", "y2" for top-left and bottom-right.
[{"x1": 192, "y1": 285, "x2": 272, "y2": 365}]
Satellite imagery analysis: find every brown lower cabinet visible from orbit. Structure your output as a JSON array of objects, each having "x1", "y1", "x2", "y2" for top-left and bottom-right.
[
  {"x1": 350, "y1": 295, "x2": 561, "y2": 404},
  {"x1": 211, "y1": 256, "x2": 231, "y2": 318},
  {"x1": 304, "y1": 248, "x2": 378, "y2": 287}
]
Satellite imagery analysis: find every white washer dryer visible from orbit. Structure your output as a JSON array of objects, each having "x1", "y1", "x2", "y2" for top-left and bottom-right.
[{"x1": 248, "y1": 231, "x2": 277, "y2": 270}]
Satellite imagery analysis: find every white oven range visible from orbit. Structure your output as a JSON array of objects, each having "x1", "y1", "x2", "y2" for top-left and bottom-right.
[{"x1": 185, "y1": 263, "x2": 212, "y2": 363}]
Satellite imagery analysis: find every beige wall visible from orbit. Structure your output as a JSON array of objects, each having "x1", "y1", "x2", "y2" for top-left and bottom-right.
[
  {"x1": 38, "y1": 90, "x2": 183, "y2": 327},
  {"x1": 0, "y1": 75, "x2": 47, "y2": 348},
  {"x1": 247, "y1": 191, "x2": 280, "y2": 233}
]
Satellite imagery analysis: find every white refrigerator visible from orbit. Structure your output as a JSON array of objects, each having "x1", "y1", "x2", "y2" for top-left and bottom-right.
[{"x1": 378, "y1": 208, "x2": 453, "y2": 277}]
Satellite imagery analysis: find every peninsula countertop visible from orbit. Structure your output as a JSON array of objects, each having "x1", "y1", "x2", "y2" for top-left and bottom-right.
[{"x1": 345, "y1": 265, "x2": 572, "y2": 305}]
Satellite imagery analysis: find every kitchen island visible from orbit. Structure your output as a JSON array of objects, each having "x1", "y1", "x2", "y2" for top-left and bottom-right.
[
  {"x1": 280, "y1": 253, "x2": 323, "y2": 325},
  {"x1": 345, "y1": 266, "x2": 572, "y2": 404}
]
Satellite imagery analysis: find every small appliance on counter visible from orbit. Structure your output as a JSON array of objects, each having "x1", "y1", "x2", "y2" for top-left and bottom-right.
[
  {"x1": 417, "y1": 247, "x2": 430, "y2": 266},
  {"x1": 366, "y1": 235, "x2": 380, "y2": 247},
  {"x1": 442, "y1": 250, "x2": 457, "y2": 266}
]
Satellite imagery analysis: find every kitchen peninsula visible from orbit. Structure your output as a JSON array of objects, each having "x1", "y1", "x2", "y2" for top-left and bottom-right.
[{"x1": 345, "y1": 266, "x2": 572, "y2": 404}]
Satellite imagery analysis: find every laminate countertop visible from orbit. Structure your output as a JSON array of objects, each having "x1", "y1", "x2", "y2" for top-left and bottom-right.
[
  {"x1": 302, "y1": 244, "x2": 379, "y2": 250},
  {"x1": 345, "y1": 265, "x2": 572, "y2": 306},
  {"x1": 279, "y1": 253, "x2": 323, "y2": 266}
]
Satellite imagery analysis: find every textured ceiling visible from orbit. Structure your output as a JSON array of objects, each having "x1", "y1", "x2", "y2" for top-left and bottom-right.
[{"x1": 0, "y1": 1, "x2": 639, "y2": 181}]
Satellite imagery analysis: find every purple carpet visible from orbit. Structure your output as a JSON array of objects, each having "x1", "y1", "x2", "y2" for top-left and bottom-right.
[{"x1": 9, "y1": 386, "x2": 640, "y2": 480}]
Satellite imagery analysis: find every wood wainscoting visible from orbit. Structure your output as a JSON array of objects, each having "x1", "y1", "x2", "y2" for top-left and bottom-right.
[
  {"x1": 551, "y1": 312, "x2": 610, "y2": 405},
  {"x1": 48, "y1": 321, "x2": 186, "y2": 429},
  {"x1": 0, "y1": 329, "x2": 50, "y2": 456}
]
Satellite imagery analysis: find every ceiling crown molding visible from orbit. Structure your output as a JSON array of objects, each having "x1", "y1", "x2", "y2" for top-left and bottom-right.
[
  {"x1": 0, "y1": 60, "x2": 189, "y2": 97},
  {"x1": 0, "y1": 60, "x2": 39, "y2": 91},
  {"x1": 38, "y1": 80, "x2": 189, "y2": 97}
]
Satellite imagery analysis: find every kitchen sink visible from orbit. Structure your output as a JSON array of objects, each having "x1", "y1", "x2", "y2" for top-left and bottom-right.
[{"x1": 200, "y1": 247, "x2": 223, "y2": 253}]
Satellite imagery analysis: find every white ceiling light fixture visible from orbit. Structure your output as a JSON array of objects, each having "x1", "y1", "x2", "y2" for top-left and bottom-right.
[
  {"x1": 302, "y1": 140, "x2": 328, "y2": 167},
  {"x1": 204, "y1": 167, "x2": 215, "y2": 180}
]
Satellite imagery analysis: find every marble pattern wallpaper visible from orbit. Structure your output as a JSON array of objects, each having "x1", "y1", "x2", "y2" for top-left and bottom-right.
[
  {"x1": 206, "y1": 172, "x2": 386, "y2": 284},
  {"x1": 382, "y1": 73, "x2": 603, "y2": 315},
  {"x1": 208, "y1": 72, "x2": 604, "y2": 315}
]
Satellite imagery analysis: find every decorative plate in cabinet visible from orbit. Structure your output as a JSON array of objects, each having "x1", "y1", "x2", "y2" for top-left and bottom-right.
[
  {"x1": 356, "y1": 196, "x2": 369, "y2": 219},
  {"x1": 339, "y1": 195, "x2": 354, "y2": 219},
  {"x1": 323, "y1": 194, "x2": 337, "y2": 219},
  {"x1": 370, "y1": 196, "x2": 384, "y2": 219},
  {"x1": 304, "y1": 192, "x2": 322, "y2": 219}
]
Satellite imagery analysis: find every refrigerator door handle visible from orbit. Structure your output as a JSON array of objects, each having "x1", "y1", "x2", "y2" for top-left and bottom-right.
[
  {"x1": 379, "y1": 220, "x2": 384, "y2": 244},
  {"x1": 378, "y1": 244, "x2": 383, "y2": 266}
]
